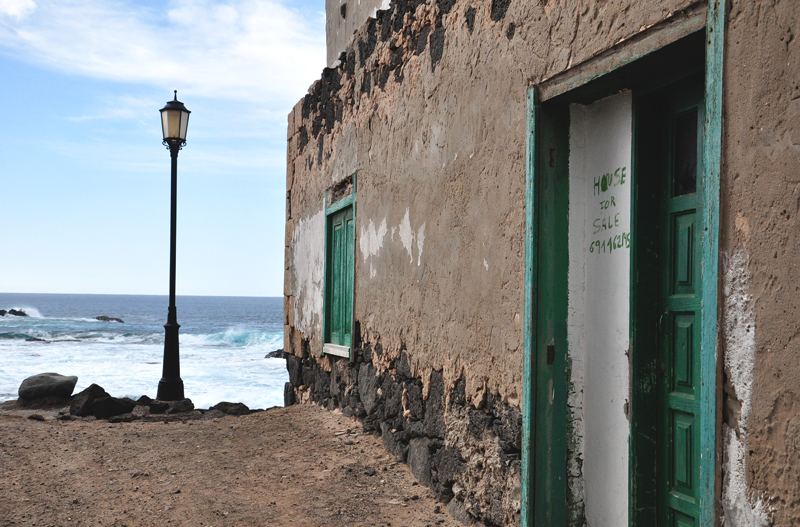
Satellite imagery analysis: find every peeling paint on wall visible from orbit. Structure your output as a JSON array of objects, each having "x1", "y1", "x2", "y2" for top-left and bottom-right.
[
  {"x1": 359, "y1": 217, "x2": 388, "y2": 279},
  {"x1": 397, "y1": 208, "x2": 425, "y2": 266},
  {"x1": 399, "y1": 208, "x2": 414, "y2": 263},
  {"x1": 291, "y1": 209, "x2": 326, "y2": 337},
  {"x1": 416, "y1": 223, "x2": 425, "y2": 266},
  {"x1": 722, "y1": 251, "x2": 773, "y2": 526}
]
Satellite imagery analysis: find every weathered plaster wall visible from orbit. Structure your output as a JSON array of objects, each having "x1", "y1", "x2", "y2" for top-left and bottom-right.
[
  {"x1": 326, "y1": 0, "x2": 388, "y2": 67},
  {"x1": 721, "y1": 1, "x2": 800, "y2": 525},
  {"x1": 567, "y1": 92, "x2": 632, "y2": 527},
  {"x1": 288, "y1": 0, "x2": 700, "y2": 413}
]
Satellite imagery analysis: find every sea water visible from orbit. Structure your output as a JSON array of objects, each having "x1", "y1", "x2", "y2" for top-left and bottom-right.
[{"x1": 0, "y1": 293, "x2": 287, "y2": 409}]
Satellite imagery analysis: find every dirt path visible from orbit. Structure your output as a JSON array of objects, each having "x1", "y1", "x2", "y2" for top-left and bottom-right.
[{"x1": 0, "y1": 404, "x2": 461, "y2": 527}]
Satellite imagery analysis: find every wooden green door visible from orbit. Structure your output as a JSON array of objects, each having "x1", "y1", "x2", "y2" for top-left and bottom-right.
[
  {"x1": 657, "y1": 88, "x2": 705, "y2": 527},
  {"x1": 326, "y1": 205, "x2": 354, "y2": 348},
  {"x1": 533, "y1": 104, "x2": 570, "y2": 526}
]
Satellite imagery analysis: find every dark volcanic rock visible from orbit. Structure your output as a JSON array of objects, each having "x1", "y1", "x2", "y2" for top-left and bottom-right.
[
  {"x1": 284, "y1": 382, "x2": 296, "y2": 406},
  {"x1": 19, "y1": 373, "x2": 78, "y2": 400},
  {"x1": 286, "y1": 354, "x2": 303, "y2": 386},
  {"x1": 165, "y1": 399, "x2": 194, "y2": 414},
  {"x1": 0, "y1": 310, "x2": 6, "y2": 316},
  {"x1": 358, "y1": 363, "x2": 380, "y2": 414},
  {"x1": 8, "y1": 309, "x2": 28, "y2": 317},
  {"x1": 407, "y1": 437, "x2": 432, "y2": 487},
  {"x1": 93, "y1": 396, "x2": 137, "y2": 419},
  {"x1": 95, "y1": 316, "x2": 124, "y2": 323},
  {"x1": 148, "y1": 400, "x2": 169, "y2": 414},
  {"x1": 209, "y1": 401, "x2": 250, "y2": 415},
  {"x1": 70, "y1": 384, "x2": 111, "y2": 416},
  {"x1": 265, "y1": 349, "x2": 286, "y2": 358},
  {"x1": 108, "y1": 413, "x2": 135, "y2": 423}
]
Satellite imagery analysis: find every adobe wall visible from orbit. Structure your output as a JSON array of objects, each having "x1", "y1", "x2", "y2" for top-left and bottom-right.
[
  {"x1": 720, "y1": 2, "x2": 800, "y2": 525},
  {"x1": 285, "y1": 1, "x2": 700, "y2": 524},
  {"x1": 284, "y1": 0, "x2": 800, "y2": 525},
  {"x1": 326, "y1": 0, "x2": 387, "y2": 67}
]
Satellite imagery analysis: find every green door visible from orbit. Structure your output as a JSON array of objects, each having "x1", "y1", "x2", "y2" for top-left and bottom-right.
[
  {"x1": 325, "y1": 205, "x2": 354, "y2": 348},
  {"x1": 656, "y1": 87, "x2": 705, "y2": 527},
  {"x1": 533, "y1": 104, "x2": 570, "y2": 526}
]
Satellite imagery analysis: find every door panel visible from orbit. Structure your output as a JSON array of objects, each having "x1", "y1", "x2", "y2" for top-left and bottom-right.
[{"x1": 657, "y1": 87, "x2": 704, "y2": 527}]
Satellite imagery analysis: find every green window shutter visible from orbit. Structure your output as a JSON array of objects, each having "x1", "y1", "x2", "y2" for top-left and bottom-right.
[{"x1": 325, "y1": 204, "x2": 354, "y2": 353}]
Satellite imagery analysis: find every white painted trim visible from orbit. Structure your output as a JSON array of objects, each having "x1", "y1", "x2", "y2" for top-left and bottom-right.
[{"x1": 323, "y1": 343, "x2": 350, "y2": 358}]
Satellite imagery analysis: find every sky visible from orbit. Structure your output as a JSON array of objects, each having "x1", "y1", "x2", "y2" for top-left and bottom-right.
[{"x1": 0, "y1": 0, "x2": 326, "y2": 297}]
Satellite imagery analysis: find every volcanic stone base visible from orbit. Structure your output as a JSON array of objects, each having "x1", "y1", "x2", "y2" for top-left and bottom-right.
[{"x1": 285, "y1": 342, "x2": 521, "y2": 527}]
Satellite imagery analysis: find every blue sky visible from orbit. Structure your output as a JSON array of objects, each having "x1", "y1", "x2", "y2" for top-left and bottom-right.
[{"x1": 0, "y1": 0, "x2": 326, "y2": 297}]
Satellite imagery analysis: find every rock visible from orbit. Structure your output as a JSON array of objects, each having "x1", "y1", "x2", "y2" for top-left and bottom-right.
[
  {"x1": 0, "y1": 310, "x2": 6, "y2": 316},
  {"x1": 95, "y1": 316, "x2": 124, "y2": 323},
  {"x1": 28, "y1": 414, "x2": 45, "y2": 421},
  {"x1": 93, "y1": 396, "x2": 137, "y2": 419},
  {"x1": 265, "y1": 349, "x2": 285, "y2": 358},
  {"x1": 407, "y1": 437, "x2": 432, "y2": 487},
  {"x1": 131, "y1": 405, "x2": 150, "y2": 419},
  {"x1": 286, "y1": 354, "x2": 302, "y2": 386},
  {"x1": 165, "y1": 399, "x2": 194, "y2": 414},
  {"x1": 19, "y1": 373, "x2": 78, "y2": 400},
  {"x1": 284, "y1": 382, "x2": 296, "y2": 406},
  {"x1": 25, "y1": 337, "x2": 47, "y2": 343},
  {"x1": 8, "y1": 309, "x2": 28, "y2": 317},
  {"x1": 447, "y1": 499, "x2": 473, "y2": 526},
  {"x1": 70, "y1": 384, "x2": 111, "y2": 416},
  {"x1": 209, "y1": 402, "x2": 250, "y2": 415},
  {"x1": 148, "y1": 400, "x2": 169, "y2": 414},
  {"x1": 136, "y1": 395, "x2": 152, "y2": 406},
  {"x1": 358, "y1": 363, "x2": 380, "y2": 415},
  {"x1": 108, "y1": 413, "x2": 135, "y2": 423}
]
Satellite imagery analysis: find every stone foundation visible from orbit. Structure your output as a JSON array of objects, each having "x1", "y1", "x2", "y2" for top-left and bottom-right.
[{"x1": 285, "y1": 341, "x2": 521, "y2": 527}]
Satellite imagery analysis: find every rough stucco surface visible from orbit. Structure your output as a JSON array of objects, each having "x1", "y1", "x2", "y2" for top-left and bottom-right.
[
  {"x1": 722, "y1": 1, "x2": 800, "y2": 524},
  {"x1": 326, "y1": 0, "x2": 388, "y2": 67},
  {"x1": 287, "y1": 0, "x2": 699, "y2": 411},
  {"x1": 284, "y1": 0, "x2": 800, "y2": 524}
]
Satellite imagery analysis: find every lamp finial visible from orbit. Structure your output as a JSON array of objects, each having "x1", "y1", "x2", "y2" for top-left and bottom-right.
[{"x1": 173, "y1": 90, "x2": 178, "y2": 101}]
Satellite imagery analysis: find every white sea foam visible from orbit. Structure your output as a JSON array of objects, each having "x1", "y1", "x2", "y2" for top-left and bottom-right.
[
  {"x1": 2, "y1": 306, "x2": 43, "y2": 318},
  {"x1": 0, "y1": 294, "x2": 287, "y2": 410}
]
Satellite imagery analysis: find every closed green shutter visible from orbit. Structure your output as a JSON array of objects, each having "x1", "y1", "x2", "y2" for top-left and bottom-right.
[{"x1": 325, "y1": 205, "x2": 354, "y2": 349}]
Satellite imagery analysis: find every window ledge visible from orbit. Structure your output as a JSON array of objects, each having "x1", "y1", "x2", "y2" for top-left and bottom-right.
[{"x1": 323, "y1": 343, "x2": 350, "y2": 358}]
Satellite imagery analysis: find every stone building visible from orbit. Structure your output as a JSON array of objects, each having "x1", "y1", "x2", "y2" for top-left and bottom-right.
[{"x1": 283, "y1": 0, "x2": 799, "y2": 525}]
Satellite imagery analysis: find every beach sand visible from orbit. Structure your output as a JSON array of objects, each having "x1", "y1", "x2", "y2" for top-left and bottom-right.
[{"x1": 0, "y1": 404, "x2": 460, "y2": 527}]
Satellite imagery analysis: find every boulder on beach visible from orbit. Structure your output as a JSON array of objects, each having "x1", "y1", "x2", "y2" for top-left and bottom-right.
[
  {"x1": 93, "y1": 396, "x2": 137, "y2": 419},
  {"x1": 95, "y1": 316, "x2": 124, "y2": 323},
  {"x1": 210, "y1": 401, "x2": 250, "y2": 415},
  {"x1": 70, "y1": 384, "x2": 111, "y2": 416},
  {"x1": 18, "y1": 373, "x2": 78, "y2": 400}
]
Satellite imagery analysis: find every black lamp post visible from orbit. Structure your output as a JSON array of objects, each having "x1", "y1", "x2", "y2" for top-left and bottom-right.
[{"x1": 157, "y1": 91, "x2": 190, "y2": 401}]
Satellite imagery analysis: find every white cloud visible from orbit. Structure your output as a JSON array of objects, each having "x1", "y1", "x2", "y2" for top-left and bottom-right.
[
  {"x1": 0, "y1": 0, "x2": 36, "y2": 19},
  {"x1": 0, "y1": 0, "x2": 326, "y2": 106},
  {"x1": 68, "y1": 94, "x2": 160, "y2": 122}
]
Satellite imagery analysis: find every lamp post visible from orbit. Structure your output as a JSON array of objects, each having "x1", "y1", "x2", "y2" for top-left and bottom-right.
[{"x1": 157, "y1": 91, "x2": 190, "y2": 401}]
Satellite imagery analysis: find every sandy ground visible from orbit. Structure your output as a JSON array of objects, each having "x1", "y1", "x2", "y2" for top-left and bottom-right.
[{"x1": 0, "y1": 404, "x2": 462, "y2": 527}]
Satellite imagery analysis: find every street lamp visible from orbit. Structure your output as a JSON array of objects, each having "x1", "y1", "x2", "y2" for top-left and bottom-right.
[{"x1": 157, "y1": 90, "x2": 190, "y2": 401}]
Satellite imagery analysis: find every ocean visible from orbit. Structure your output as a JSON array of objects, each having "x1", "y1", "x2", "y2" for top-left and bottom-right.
[{"x1": 0, "y1": 293, "x2": 287, "y2": 410}]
